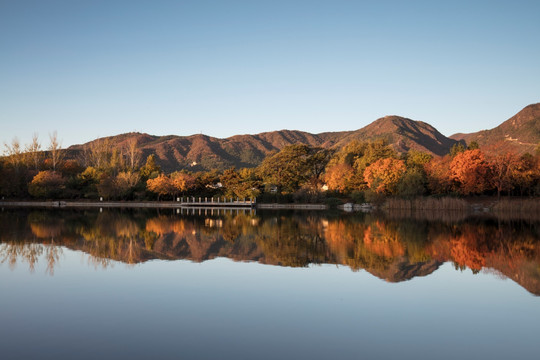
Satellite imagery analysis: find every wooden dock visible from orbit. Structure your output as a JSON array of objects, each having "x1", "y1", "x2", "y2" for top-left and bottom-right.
[{"x1": 0, "y1": 198, "x2": 255, "y2": 209}]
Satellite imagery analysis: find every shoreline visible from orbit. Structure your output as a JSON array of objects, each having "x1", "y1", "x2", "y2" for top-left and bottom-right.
[{"x1": 0, "y1": 200, "x2": 328, "y2": 210}]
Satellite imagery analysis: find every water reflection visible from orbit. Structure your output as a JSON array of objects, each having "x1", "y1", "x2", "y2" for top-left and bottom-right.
[{"x1": 1, "y1": 208, "x2": 539, "y2": 295}]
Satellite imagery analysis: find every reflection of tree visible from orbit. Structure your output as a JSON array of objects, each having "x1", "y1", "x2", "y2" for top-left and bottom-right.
[
  {"x1": 255, "y1": 215, "x2": 327, "y2": 267},
  {"x1": 1, "y1": 209, "x2": 540, "y2": 294},
  {"x1": 0, "y1": 243, "x2": 44, "y2": 273}
]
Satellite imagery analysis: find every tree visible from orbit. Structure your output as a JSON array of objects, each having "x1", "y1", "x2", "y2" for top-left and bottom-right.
[
  {"x1": 406, "y1": 150, "x2": 432, "y2": 170},
  {"x1": 220, "y1": 168, "x2": 260, "y2": 198},
  {"x1": 489, "y1": 153, "x2": 518, "y2": 198},
  {"x1": 97, "y1": 174, "x2": 116, "y2": 200},
  {"x1": 353, "y1": 139, "x2": 397, "y2": 175},
  {"x1": 125, "y1": 137, "x2": 141, "y2": 170},
  {"x1": 171, "y1": 171, "x2": 196, "y2": 194},
  {"x1": 450, "y1": 149, "x2": 491, "y2": 195},
  {"x1": 467, "y1": 141, "x2": 479, "y2": 150},
  {"x1": 48, "y1": 131, "x2": 64, "y2": 171},
  {"x1": 363, "y1": 158, "x2": 406, "y2": 194},
  {"x1": 116, "y1": 171, "x2": 141, "y2": 199},
  {"x1": 324, "y1": 163, "x2": 355, "y2": 192},
  {"x1": 147, "y1": 174, "x2": 175, "y2": 200},
  {"x1": 140, "y1": 154, "x2": 161, "y2": 179},
  {"x1": 28, "y1": 171, "x2": 65, "y2": 198},
  {"x1": 3, "y1": 137, "x2": 23, "y2": 170},
  {"x1": 258, "y1": 145, "x2": 331, "y2": 194},
  {"x1": 397, "y1": 168, "x2": 426, "y2": 197},
  {"x1": 258, "y1": 144, "x2": 312, "y2": 194},
  {"x1": 449, "y1": 142, "x2": 466, "y2": 157},
  {"x1": 25, "y1": 133, "x2": 43, "y2": 171},
  {"x1": 424, "y1": 155, "x2": 453, "y2": 195}
]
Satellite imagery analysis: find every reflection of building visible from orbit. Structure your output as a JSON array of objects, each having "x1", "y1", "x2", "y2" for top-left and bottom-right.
[{"x1": 205, "y1": 218, "x2": 223, "y2": 228}]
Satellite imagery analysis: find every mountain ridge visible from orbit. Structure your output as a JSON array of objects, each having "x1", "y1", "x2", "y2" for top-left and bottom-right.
[{"x1": 67, "y1": 104, "x2": 540, "y2": 172}]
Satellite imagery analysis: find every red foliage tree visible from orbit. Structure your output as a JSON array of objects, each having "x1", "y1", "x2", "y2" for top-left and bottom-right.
[{"x1": 450, "y1": 149, "x2": 491, "y2": 195}]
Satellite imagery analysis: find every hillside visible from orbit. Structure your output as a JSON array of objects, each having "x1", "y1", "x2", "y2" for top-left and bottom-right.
[
  {"x1": 319, "y1": 116, "x2": 458, "y2": 156},
  {"x1": 451, "y1": 103, "x2": 540, "y2": 154},
  {"x1": 69, "y1": 116, "x2": 462, "y2": 172}
]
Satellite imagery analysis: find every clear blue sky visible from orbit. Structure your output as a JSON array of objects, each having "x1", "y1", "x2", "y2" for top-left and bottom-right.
[{"x1": 1, "y1": 0, "x2": 539, "y2": 148}]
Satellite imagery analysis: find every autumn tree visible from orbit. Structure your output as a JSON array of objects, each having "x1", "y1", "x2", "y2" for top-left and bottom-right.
[
  {"x1": 424, "y1": 155, "x2": 453, "y2": 195},
  {"x1": 363, "y1": 158, "x2": 406, "y2": 194},
  {"x1": 147, "y1": 174, "x2": 175, "y2": 200},
  {"x1": 324, "y1": 163, "x2": 355, "y2": 192},
  {"x1": 450, "y1": 149, "x2": 491, "y2": 195},
  {"x1": 171, "y1": 171, "x2": 196, "y2": 194},
  {"x1": 140, "y1": 154, "x2": 161, "y2": 179},
  {"x1": 28, "y1": 171, "x2": 66, "y2": 198},
  {"x1": 326, "y1": 139, "x2": 397, "y2": 191},
  {"x1": 353, "y1": 139, "x2": 397, "y2": 174},
  {"x1": 512, "y1": 153, "x2": 540, "y2": 196}
]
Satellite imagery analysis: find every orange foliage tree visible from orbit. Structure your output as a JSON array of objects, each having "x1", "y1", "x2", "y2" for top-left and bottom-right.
[
  {"x1": 424, "y1": 156, "x2": 453, "y2": 195},
  {"x1": 450, "y1": 149, "x2": 491, "y2": 195},
  {"x1": 363, "y1": 158, "x2": 406, "y2": 194},
  {"x1": 147, "y1": 174, "x2": 175, "y2": 200},
  {"x1": 28, "y1": 170, "x2": 65, "y2": 198},
  {"x1": 171, "y1": 172, "x2": 196, "y2": 194},
  {"x1": 324, "y1": 163, "x2": 355, "y2": 192}
]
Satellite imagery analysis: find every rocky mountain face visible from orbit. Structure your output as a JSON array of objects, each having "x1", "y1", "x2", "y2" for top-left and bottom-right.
[{"x1": 451, "y1": 103, "x2": 540, "y2": 155}]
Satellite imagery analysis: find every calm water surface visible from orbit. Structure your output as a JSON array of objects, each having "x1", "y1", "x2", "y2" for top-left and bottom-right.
[{"x1": 0, "y1": 208, "x2": 539, "y2": 359}]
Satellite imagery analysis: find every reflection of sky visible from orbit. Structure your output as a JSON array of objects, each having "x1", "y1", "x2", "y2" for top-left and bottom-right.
[{"x1": 1, "y1": 248, "x2": 538, "y2": 360}]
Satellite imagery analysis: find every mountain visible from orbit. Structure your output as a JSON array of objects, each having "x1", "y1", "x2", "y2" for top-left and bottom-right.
[
  {"x1": 451, "y1": 103, "x2": 540, "y2": 154},
  {"x1": 69, "y1": 116, "x2": 462, "y2": 172},
  {"x1": 318, "y1": 116, "x2": 458, "y2": 156}
]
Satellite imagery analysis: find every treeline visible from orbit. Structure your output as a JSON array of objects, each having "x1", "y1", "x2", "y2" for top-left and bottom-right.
[{"x1": 1, "y1": 134, "x2": 539, "y2": 201}]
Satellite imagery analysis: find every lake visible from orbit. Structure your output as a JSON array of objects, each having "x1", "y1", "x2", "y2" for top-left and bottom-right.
[{"x1": 0, "y1": 208, "x2": 539, "y2": 359}]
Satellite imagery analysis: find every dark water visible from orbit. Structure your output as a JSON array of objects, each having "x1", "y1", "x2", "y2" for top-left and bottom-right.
[{"x1": 0, "y1": 208, "x2": 539, "y2": 360}]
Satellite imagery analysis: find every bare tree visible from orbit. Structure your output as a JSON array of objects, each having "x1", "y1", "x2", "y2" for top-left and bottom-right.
[
  {"x1": 87, "y1": 138, "x2": 113, "y2": 169},
  {"x1": 3, "y1": 137, "x2": 23, "y2": 170},
  {"x1": 48, "y1": 131, "x2": 64, "y2": 172},
  {"x1": 25, "y1": 133, "x2": 42, "y2": 171},
  {"x1": 125, "y1": 137, "x2": 141, "y2": 170}
]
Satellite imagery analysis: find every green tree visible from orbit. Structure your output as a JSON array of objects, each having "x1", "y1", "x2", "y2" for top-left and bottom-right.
[
  {"x1": 449, "y1": 142, "x2": 466, "y2": 157},
  {"x1": 258, "y1": 144, "x2": 323, "y2": 194}
]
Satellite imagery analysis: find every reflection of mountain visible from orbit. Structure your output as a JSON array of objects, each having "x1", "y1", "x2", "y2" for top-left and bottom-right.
[
  {"x1": 1, "y1": 210, "x2": 539, "y2": 295},
  {"x1": 366, "y1": 259, "x2": 442, "y2": 283}
]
